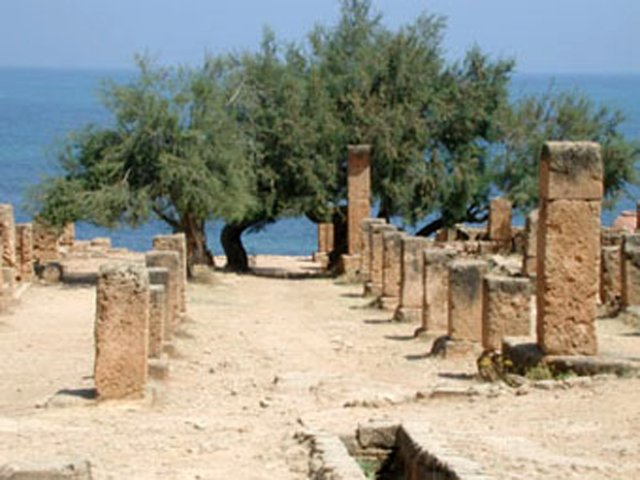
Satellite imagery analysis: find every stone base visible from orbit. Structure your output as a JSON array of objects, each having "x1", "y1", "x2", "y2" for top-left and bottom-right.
[
  {"x1": 340, "y1": 254, "x2": 362, "y2": 283},
  {"x1": 380, "y1": 296, "x2": 399, "y2": 312},
  {"x1": 443, "y1": 339, "x2": 479, "y2": 359},
  {"x1": 312, "y1": 251, "x2": 330, "y2": 269},
  {"x1": 393, "y1": 307, "x2": 422, "y2": 323},
  {"x1": 148, "y1": 356, "x2": 170, "y2": 381}
]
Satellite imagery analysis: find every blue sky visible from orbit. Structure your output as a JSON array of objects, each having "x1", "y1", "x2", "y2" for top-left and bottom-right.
[{"x1": 0, "y1": 0, "x2": 638, "y2": 73}]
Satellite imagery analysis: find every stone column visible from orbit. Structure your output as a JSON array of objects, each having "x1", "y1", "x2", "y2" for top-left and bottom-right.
[
  {"x1": 380, "y1": 230, "x2": 405, "y2": 311},
  {"x1": 153, "y1": 234, "x2": 187, "y2": 316},
  {"x1": 420, "y1": 249, "x2": 456, "y2": 336},
  {"x1": 448, "y1": 259, "x2": 489, "y2": 342},
  {"x1": 537, "y1": 142, "x2": 602, "y2": 356},
  {"x1": 523, "y1": 210, "x2": 539, "y2": 277},
  {"x1": 367, "y1": 224, "x2": 396, "y2": 297},
  {"x1": 347, "y1": 145, "x2": 372, "y2": 255},
  {"x1": 148, "y1": 285, "x2": 166, "y2": 359},
  {"x1": 361, "y1": 218, "x2": 386, "y2": 285},
  {"x1": 394, "y1": 236, "x2": 431, "y2": 322},
  {"x1": 622, "y1": 234, "x2": 640, "y2": 309},
  {"x1": 33, "y1": 222, "x2": 59, "y2": 264},
  {"x1": 15, "y1": 223, "x2": 34, "y2": 283},
  {"x1": 601, "y1": 245, "x2": 622, "y2": 310},
  {"x1": 317, "y1": 223, "x2": 334, "y2": 254},
  {"x1": 59, "y1": 223, "x2": 75, "y2": 247},
  {"x1": 94, "y1": 264, "x2": 149, "y2": 400},
  {"x1": 145, "y1": 251, "x2": 180, "y2": 336},
  {"x1": 488, "y1": 197, "x2": 512, "y2": 243},
  {"x1": 482, "y1": 275, "x2": 531, "y2": 351},
  {"x1": 0, "y1": 205, "x2": 16, "y2": 273}
]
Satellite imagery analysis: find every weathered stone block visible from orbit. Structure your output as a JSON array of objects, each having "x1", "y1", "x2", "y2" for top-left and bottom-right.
[
  {"x1": 488, "y1": 197, "x2": 512, "y2": 242},
  {"x1": 360, "y1": 218, "x2": 385, "y2": 282},
  {"x1": 59, "y1": 222, "x2": 75, "y2": 247},
  {"x1": 153, "y1": 234, "x2": 187, "y2": 315},
  {"x1": 421, "y1": 249, "x2": 456, "y2": 335},
  {"x1": 94, "y1": 264, "x2": 149, "y2": 400},
  {"x1": 347, "y1": 145, "x2": 372, "y2": 255},
  {"x1": 0, "y1": 204, "x2": 16, "y2": 271},
  {"x1": 33, "y1": 222, "x2": 59, "y2": 264},
  {"x1": 539, "y1": 141, "x2": 603, "y2": 200},
  {"x1": 394, "y1": 236, "x2": 431, "y2": 322},
  {"x1": 381, "y1": 231, "x2": 405, "y2": 309},
  {"x1": 368, "y1": 224, "x2": 396, "y2": 297},
  {"x1": 482, "y1": 275, "x2": 532, "y2": 351},
  {"x1": 15, "y1": 223, "x2": 34, "y2": 282},
  {"x1": 340, "y1": 254, "x2": 362, "y2": 282},
  {"x1": 145, "y1": 251, "x2": 180, "y2": 335},
  {"x1": 148, "y1": 285, "x2": 166, "y2": 359},
  {"x1": 523, "y1": 209, "x2": 539, "y2": 277},
  {"x1": 448, "y1": 259, "x2": 488, "y2": 342},
  {"x1": 317, "y1": 222, "x2": 334, "y2": 254},
  {"x1": 537, "y1": 200, "x2": 600, "y2": 355},
  {"x1": 622, "y1": 234, "x2": 640, "y2": 308},
  {"x1": 601, "y1": 245, "x2": 621, "y2": 308}
]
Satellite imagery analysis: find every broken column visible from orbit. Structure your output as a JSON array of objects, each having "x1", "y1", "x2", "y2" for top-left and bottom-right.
[
  {"x1": 314, "y1": 222, "x2": 334, "y2": 267},
  {"x1": 380, "y1": 230, "x2": 406, "y2": 311},
  {"x1": 0, "y1": 205, "x2": 16, "y2": 279},
  {"x1": 537, "y1": 142, "x2": 602, "y2": 356},
  {"x1": 601, "y1": 245, "x2": 622, "y2": 311},
  {"x1": 15, "y1": 223, "x2": 34, "y2": 283},
  {"x1": 419, "y1": 249, "x2": 456, "y2": 336},
  {"x1": 394, "y1": 236, "x2": 431, "y2": 322},
  {"x1": 145, "y1": 251, "x2": 180, "y2": 335},
  {"x1": 94, "y1": 264, "x2": 149, "y2": 400},
  {"x1": 448, "y1": 259, "x2": 489, "y2": 343},
  {"x1": 148, "y1": 285, "x2": 166, "y2": 359},
  {"x1": 367, "y1": 224, "x2": 396, "y2": 297},
  {"x1": 622, "y1": 234, "x2": 640, "y2": 309},
  {"x1": 360, "y1": 218, "x2": 386, "y2": 286},
  {"x1": 482, "y1": 275, "x2": 532, "y2": 351},
  {"x1": 33, "y1": 222, "x2": 59, "y2": 264},
  {"x1": 488, "y1": 197, "x2": 512, "y2": 245},
  {"x1": 522, "y1": 210, "x2": 539, "y2": 277},
  {"x1": 152, "y1": 234, "x2": 187, "y2": 316}
]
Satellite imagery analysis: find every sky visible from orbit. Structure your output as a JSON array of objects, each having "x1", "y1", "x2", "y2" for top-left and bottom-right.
[{"x1": 0, "y1": 0, "x2": 638, "y2": 74}]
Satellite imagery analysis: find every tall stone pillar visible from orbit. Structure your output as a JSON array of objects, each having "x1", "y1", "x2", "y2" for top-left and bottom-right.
[
  {"x1": 622, "y1": 234, "x2": 640, "y2": 309},
  {"x1": 523, "y1": 210, "x2": 539, "y2": 277},
  {"x1": 94, "y1": 264, "x2": 149, "y2": 400},
  {"x1": 394, "y1": 236, "x2": 431, "y2": 323},
  {"x1": 153, "y1": 234, "x2": 188, "y2": 316},
  {"x1": 15, "y1": 223, "x2": 34, "y2": 283},
  {"x1": 347, "y1": 145, "x2": 372, "y2": 255},
  {"x1": 360, "y1": 218, "x2": 386, "y2": 284},
  {"x1": 537, "y1": 142, "x2": 602, "y2": 356},
  {"x1": 488, "y1": 197, "x2": 512, "y2": 243},
  {"x1": 448, "y1": 259, "x2": 489, "y2": 342},
  {"x1": 148, "y1": 285, "x2": 167, "y2": 359},
  {"x1": 317, "y1": 223, "x2": 334, "y2": 254}
]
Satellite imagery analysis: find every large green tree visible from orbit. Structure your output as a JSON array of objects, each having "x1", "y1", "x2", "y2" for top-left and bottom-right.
[{"x1": 32, "y1": 56, "x2": 255, "y2": 268}]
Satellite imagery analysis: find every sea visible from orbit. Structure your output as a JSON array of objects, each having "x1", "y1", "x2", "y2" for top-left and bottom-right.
[{"x1": 0, "y1": 68, "x2": 638, "y2": 256}]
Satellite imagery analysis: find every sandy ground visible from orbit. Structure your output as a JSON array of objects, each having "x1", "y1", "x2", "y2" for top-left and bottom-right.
[{"x1": 1, "y1": 255, "x2": 640, "y2": 479}]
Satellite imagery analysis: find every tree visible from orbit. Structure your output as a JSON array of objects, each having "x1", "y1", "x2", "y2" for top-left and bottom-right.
[{"x1": 32, "y1": 56, "x2": 255, "y2": 269}]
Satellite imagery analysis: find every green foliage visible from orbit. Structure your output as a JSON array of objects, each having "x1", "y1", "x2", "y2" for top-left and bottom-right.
[{"x1": 31, "y1": 56, "x2": 255, "y2": 259}]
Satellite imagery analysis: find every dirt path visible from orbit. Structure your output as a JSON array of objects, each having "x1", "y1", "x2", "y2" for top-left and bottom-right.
[{"x1": 1, "y1": 256, "x2": 640, "y2": 479}]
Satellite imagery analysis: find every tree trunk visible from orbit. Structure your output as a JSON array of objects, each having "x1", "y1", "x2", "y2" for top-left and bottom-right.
[
  {"x1": 221, "y1": 222, "x2": 250, "y2": 273},
  {"x1": 179, "y1": 214, "x2": 215, "y2": 272}
]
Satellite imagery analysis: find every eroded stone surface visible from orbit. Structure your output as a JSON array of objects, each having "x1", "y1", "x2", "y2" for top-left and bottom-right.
[
  {"x1": 317, "y1": 223, "x2": 334, "y2": 254},
  {"x1": 0, "y1": 205, "x2": 16, "y2": 272},
  {"x1": 539, "y1": 141, "x2": 603, "y2": 200},
  {"x1": 488, "y1": 197, "x2": 512, "y2": 242},
  {"x1": 145, "y1": 251, "x2": 180, "y2": 335},
  {"x1": 422, "y1": 249, "x2": 456, "y2": 335},
  {"x1": 622, "y1": 234, "x2": 640, "y2": 308},
  {"x1": 448, "y1": 259, "x2": 488, "y2": 342},
  {"x1": 395, "y1": 236, "x2": 431, "y2": 322},
  {"x1": 381, "y1": 231, "x2": 405, "y2": 308},
  {"x1": 368, "y1": 224, "x2": 396, "y2": 297},
  {"x1": 523, "y1": 209, "x2": 539, "y2": 277},
  {"x1": 360, "y1": 218, "x2": 386, "y2": 282},
  {"x1": 33, "y1": 222, "x2": 59, "y2": 264},
  {"x1": 347, "y1": 145, "x2": 372, "y2": 255},
  {"x1": 537, "y1": 200, "x2": 600, "y2": 355},
  {"x1": 153, "y1": 234, "x2": 187, "y2": 315},
  {"x1": 148, "y1": 285, "x2": 166, "y2": 359},
  {"x1": 482, "y1": 275, "x2": 532, "y2": 351},
  {"x1": 601, "y1": 245, "x2": 621, "y2": 308},
  {"x1": 15, "y1": 223, "x2": 33, "y2": 283},
  {"x1": 94, "y1": 263, "x2": 149, "y2": 400}
]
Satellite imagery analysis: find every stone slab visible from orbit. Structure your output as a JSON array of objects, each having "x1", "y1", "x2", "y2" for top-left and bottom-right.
[{"x1": 448, "y1": 259, "x2": 488, "y2": 342}]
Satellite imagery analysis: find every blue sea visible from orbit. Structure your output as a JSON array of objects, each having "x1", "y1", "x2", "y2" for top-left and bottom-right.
[{"x1": 0, "y1": 68, "x2": 638, "y2": 255}]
